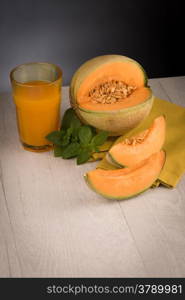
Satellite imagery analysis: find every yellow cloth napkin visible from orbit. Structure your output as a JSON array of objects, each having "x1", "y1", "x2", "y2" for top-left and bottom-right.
[{"x1": 96, "y1": 97, "x2": 185, "y2": 188}]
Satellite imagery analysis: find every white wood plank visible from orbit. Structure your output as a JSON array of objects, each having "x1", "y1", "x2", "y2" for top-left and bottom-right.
[
  {"x1": 159, "y1": 76, "x2": 185, "y2": 107},
  {"x1": 0, "y1": 182, "x2": 11, "y2": 277},
  {"x1": 0, "y1": 94, "x2": 22, "y2": 277},
  {"x1": 0, "y1": 90, "x2": 146, "y2": 277},
  {"x1": 118, "y1": 185, "x2": 185, "y2": 277},
  {"x1": 0, "y1": 177, "x2": 23, "y2": 277},
  {"x1": 148, "y1": 78, "x2": 172, "y2": 102}
]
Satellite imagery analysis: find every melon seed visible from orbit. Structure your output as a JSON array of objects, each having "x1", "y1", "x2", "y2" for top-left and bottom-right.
[{"x1": 89, "y1": 80, "x2": 136, "y2": 104}]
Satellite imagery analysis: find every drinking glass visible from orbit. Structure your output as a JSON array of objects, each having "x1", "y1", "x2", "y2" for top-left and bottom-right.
[{"x1": 10, "y1": 62, "x2": 62, "y2": 152}]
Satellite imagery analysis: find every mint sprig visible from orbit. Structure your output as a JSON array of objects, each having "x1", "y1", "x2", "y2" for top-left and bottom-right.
[
  {"x1": 77, "y1": 149, "x2": 92, "y2": 165},
  {"x1": 78, "y1": 126, "x2": 92, "y2": 145},
  {"x1": 61, "y1": 108, "x2": 81, "y2": 130},
  {"x1": 46, "y1": 108, "x2": 109, "y2": 165},
  {"x1": 46, "y1": 130, "x2": 65, "y2": 146},
  {"x1": 61, "y1": 142, "x2": 81, "y2": 159},
  {"x1": 91, "y1": 131, "x2": 109, "y2": 146}
]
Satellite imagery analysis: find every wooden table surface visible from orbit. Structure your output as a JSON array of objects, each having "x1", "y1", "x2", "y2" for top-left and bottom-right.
[{"x1": 0, "y1": 76, "x2": 185, "y2": 278}]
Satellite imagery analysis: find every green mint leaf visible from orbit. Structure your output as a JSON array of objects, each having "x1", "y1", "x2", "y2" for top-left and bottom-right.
[
  {"x1": 78, "y1": 125, "x2": 92, "y2": 145},
  {"x1": 81, "y1": 143, "x2": 99, "y2": 153},
  {"x1": 59, "y1": 127, "x2": 73, "y2": 147},
  {"x1": 60, "y1": 136, "x2": 70, "y2": 147},
  {"x1": 71, "y1": 134, "x2": 79, "y2": 142},
  {"x1": 91, "y1": 126, "x2": 98, "y2": 136},
  {"x1": 61, "y1": 108, "x2": 81, "y2": 130},
  {"x1": 91, "y1": 131, "x2": 109, "y2": 146},
  {"x1": 61, "y1": 142, "x2": 81, "y2": 159},
  {"x1": 46, "y1": 130, "x2": 65, "y2": 145},
  {"x1": 71, "y1": 125, "x2": 80, "y2": 138},
  {"x1": 61, "y1": 108, "x2": 74, "y2": 129},
  {"x1": 77, "y1": 149, "x2": 92, "y2": 165},
  {"x1": 70, "y1": 117, "x2": 81, "y2": 130},
  {"x1": 66, "y1": 127, "x2": 73, "y2": 137},
  {"x1": 54, "y1": 145, "x2": 65, "y2": 157}
]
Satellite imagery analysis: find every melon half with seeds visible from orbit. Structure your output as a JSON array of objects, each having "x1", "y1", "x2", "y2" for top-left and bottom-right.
[
  {"x1": 107, "y1": 115, "x2": 166, "y2": 167},
  {"x1": 85, "y1": 151, "x2": 165, "y2": 200},
  {"x1": 70, "y1": 55, "x2": 154, "y2": 136}
]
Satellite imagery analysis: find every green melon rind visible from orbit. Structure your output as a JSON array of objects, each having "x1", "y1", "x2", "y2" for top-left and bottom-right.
[
  {"x1": 105, "y1": 152, "x2": 126, "y2": 168},
  {"x1": 70, "y1": 54, "x2": 148, "y2": 108},
  {"x1": 84, "y1": 174, "x2": 156, "y2": 200},
  {"x1": 78, "y1": 93, "x2": 154, "y2": 135}
]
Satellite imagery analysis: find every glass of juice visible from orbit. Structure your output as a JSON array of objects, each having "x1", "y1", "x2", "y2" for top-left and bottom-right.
[{"x1": 10, "y1": 62, "x2": 62, "y2": 152}]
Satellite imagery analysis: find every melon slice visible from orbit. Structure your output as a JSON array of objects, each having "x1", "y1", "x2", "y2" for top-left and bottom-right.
[
  {"x1": 107, "y1": 115, "x2": 166, "y2": 167},
  {"x1": 85, "y1": 151, "x2": 165, "y2": 200},
  {"x1": 70, "y1": 55, "x2": 153, "y2": 135}
]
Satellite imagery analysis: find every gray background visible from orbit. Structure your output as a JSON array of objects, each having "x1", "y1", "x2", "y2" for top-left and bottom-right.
[{"x1": 0, "y1": 0, "x2": 184, "y2": 91}]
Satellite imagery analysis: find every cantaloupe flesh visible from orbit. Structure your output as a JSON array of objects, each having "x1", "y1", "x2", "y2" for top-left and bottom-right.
[
  {"x1": 109, "y1": 115, "x2": 166, "y2": 167},
  {"x1": 85, "y1": 151, "x2": 165, "y2": 200},
  {"x1": 70, "y1": 54, "x2": 147, "y2": 104},
  {"x1": 77, "y1": 61, "x2": 147, "y2": 111},
  {"x1": 79, "y1": 87, "x2": 151, "y2": 112},
  {"x1": 71, "y1": 55, "x2": 147, "y2": 103}
]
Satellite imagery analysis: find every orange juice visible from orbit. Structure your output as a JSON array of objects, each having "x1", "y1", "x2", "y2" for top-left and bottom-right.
[{"x1": 14, "y1": 80, "x2": 61, "y2": 151}]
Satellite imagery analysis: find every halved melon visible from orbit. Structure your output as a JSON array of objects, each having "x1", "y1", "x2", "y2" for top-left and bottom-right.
[
  {"x1": 70, "y1": 55, "x2": 154, "y2": 136},
  {"x1": 85, "y1": 151, "x2": 165, "y2": 200},
  {"x1": 107, "y1": 115, "x2": 166, "y2": 167}
]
